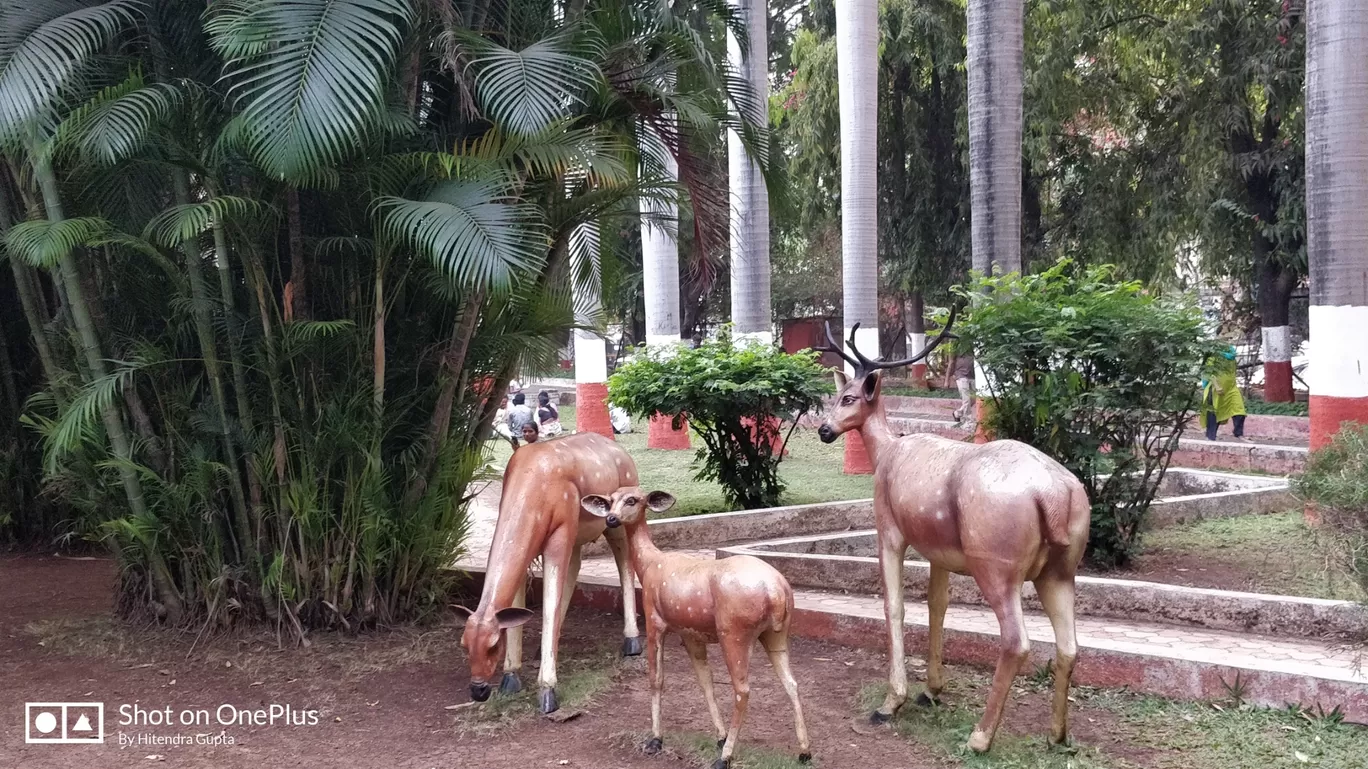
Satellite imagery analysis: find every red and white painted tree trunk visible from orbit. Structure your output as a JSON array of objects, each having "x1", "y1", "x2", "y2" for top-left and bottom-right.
[
  {"x1": 572, "y1": 225, "x2": 614, "y2": 440},
  {"x1": 1261, "y1": 325, "x2": 1294, "y2": 403},
  {"x1": 1306, "y1": 0, "x2": 1368, "y2": 450}
]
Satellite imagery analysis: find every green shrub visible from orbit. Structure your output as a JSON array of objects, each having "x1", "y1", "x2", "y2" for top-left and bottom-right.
[
  {"x1": 1293, "y1": 425, "x2": 1368, "y2": 598},
  {"x1": 955, "y1": 259, "x2": 1223, "y2": 568},
  {"x1": 608, "y1": 328, "x2": 830, "y2": 509}
]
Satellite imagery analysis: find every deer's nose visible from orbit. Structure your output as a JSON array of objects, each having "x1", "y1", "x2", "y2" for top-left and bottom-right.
[
  {"x1": 817, "y1": 424, "x2": 837, "y2": 444},
  {"x1": 605, "y1": 515, "x2": 621, "y2": 528},
  {"x1": 470, "y1": 681, "x2": 491, "y2": 701}
]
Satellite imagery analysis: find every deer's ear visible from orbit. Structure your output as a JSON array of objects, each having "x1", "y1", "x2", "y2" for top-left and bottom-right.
[
  {"x1": 450, "y1": 605, "x2": 475, "y2": 623},
  {"x1": 580, "y1": 494, "x2": 611, "y2": 517},
  {"x1": 833, "y1": 369, "x2": 849, "y2": 390},
  {"x1": 494, "y1": 607, "x2": 536, "y2": 629},
  {"x1": 645, "y1": 491, "x2": 676, "y2": 513},
  {"x1": 862, "y1": 371, "x2": 882, "y2": 402}
]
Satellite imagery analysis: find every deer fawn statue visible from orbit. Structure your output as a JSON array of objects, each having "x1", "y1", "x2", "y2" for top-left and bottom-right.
[
  {"x1": 580, "y1": 487, "x2": 812, "y2": 769},
  {"x1": 815, "y1": 314, "x2": 1090, "y2": 753},
  {"x1": 453, "y1": 432, "x2": 644, "y2": 714}
]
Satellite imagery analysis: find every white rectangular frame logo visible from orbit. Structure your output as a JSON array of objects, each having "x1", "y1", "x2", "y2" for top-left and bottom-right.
[{"x1": 25, "y1": 702, "x2": 105, "y2": 744}]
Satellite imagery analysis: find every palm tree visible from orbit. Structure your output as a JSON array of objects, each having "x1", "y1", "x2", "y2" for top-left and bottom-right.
[
  {"x1": 728, "y1": 0, "x2": 773, "y2": 343},
  {"x1": 966, "y1": 0, "x2": 1024, "y2": 277},
  {"x1": 1306, "y1": 0, "x2": 1368, "y2": 448},
  {"x1": 836, "y1": 0, "x2": 880, "y2": 473}
]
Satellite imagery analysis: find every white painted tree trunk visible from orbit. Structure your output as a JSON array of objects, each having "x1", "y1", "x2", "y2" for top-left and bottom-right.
[
  {"x1": 728, "y1": 0, "x2": 772, "y2": 345},
  {"x1": 641, "y1": 130, "x2": 681, "y2": 348},
  {"x1": 966, "y1": 0, "x2": 1023, "y2": 276},
  {"x1": 1306, "y1": 0, "x2": 1368, "y2": 449},
  {"x1": 836, "y1": 0, "x2": 879, "y2": 369}
]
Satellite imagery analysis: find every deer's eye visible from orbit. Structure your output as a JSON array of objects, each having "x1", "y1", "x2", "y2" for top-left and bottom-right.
[
  {"x1": 840, "y1": 395, "x2": 857, "y2": 406},
  {"x1": 626, "y1": 497, "x2": 638, "y2": 506}
]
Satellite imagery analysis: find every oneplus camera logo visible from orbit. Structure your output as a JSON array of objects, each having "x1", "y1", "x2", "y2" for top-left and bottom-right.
[{"x1": 25, "y1": 702, "x2": 105, "y2": 744}]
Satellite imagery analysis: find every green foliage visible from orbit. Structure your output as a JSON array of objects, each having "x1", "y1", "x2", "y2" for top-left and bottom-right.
[
  {"x1": 1292, "y1": 425, "x2": 1368, "y2": 599},
  {"x1": 608, "y1": 329, "x2": 830, "y2": 509},
  {"x1": 956, "y1": 260, "x2": 1222, "y2": 567},
  {"x1": 1244, "y1": 396, "x2": 1308, "y2": 417},
  {"x1": 207, "y1": 0, "x2": 416, "y2": 180}
]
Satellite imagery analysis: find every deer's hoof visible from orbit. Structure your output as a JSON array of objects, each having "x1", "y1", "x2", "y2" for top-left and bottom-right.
[
  {"x1": 711, "y1": 760, "x2": 731, "y2": 769},
  {"x1": 869, "y1": 710, "x2": 892, "y2": 725},
  {"x1": 643, "y1": 737, "x2": 663, "y2": 755},
  {"x1": 914, "y1": 692, "x2": 939, "y2": 708},
  {"x1": 622, "y1": 635, "x2": 645, "y2": 657},
  {"x1": 966, "y1": 729, "x2": 992, "y2": 754},
  {"x1": 499, "y1": 672, "x2": 522, "y2": 695},
  {"x1": 798, "y1": 752, "x2": 812, "y2": 764},
  {"x1": 538, "y1": 688, "x2": 558, "y2": 715},
  {"x1": 717, "y1": 738, "x2": 726, "y2": 749}
]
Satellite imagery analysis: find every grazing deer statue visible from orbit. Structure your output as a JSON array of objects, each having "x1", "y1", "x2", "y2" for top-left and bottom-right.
[
  {"x1": 453, "y1": 432, "x2": 644, "y2": 714},
  {"x1": 580, "y1": 487, "x2": 811, "y2": 769},
  {"x1": 814, "y1": 314, "x2": 1090, "y2": 753}
]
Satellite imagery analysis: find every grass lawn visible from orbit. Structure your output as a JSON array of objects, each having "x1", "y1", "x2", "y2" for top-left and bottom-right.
[
  {"x1": 859, "y1": 667, "x2": 1368, "y2": 769},
  {"x1": 486, "y1": 405, "x2": 874, "y2": 516},
  {"x1": 1134, "y1": 511, "x2": 1365, "y2": 601}
]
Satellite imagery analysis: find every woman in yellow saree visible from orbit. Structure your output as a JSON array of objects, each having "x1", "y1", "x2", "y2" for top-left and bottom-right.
[{"x1": 1199, "y1": 345, "x2": 1247, "y2": 440}]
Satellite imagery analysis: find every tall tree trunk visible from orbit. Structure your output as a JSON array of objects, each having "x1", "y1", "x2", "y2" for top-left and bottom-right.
[
  {"x1": 372, "y1": 257, "x2": 386, "y2": 410},
  {"x1": 404, "y1": 289, "x2": 483, "y2": 510},
  {"x1": 837, "y1": 0, "x2": 879, "y2": 474},
  {"x1": 906, "y1": 291, "x2": 928, "y2": 388},
  {"x1": 31, "y1": 150, "x2": 182, "y2": 622},
  {"x1": 727, "y1": 0, "x2": 772, "y2": 343},
  {"x1": 0, "y1": 183, "x2": 64, "y2": 403},
  {"x1": 967, "y1": 0, "x2": 1024, "y2": 276},
  {"x1": 172, "y1": 172, "x2": 255, "y2": 570},
  {"x1": 0, "y1": 314, "x2": 19, "y2": 423},
  {"x1": 212, "y1": 217, "x2": 264, "y2": 523},
  {"x1": 286, "y1": 187, "x2": 310, "y2": 321},
  {"x1": 1255, "y1": 233, "x2": 1297, "y2": 403},
  {"x1": 1306, "y1": 0, "x2": 1368, "y2": 449}
]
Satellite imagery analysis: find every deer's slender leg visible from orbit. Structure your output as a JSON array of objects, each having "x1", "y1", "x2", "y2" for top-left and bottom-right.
[
  {"x1": 683, "y1": 636, "x2": 727, "y2": 742},
  {"x1": 643, "y1": 622, "x2": 667, "y2": 754},
  {"x1": 605, "y1": 526, "x2": 643, "y2": 656},
  {"x1": 761, "y1": 628, "x2": 811, "y2": 763},
  {"x1": 967, "y1": 568, "x2": 1031, "y2": 753},
  {"x1": 557, "y1": 544, "x2": 582, "y2": 627},
  {"x1": 716, "y1": 633, "x2": 753, "y2": 768},
  {"x1": 873, "y1": 528, "x2": 909, "y2": 722},
  {"x1": 921, "y1": 564, "x2": 950, "y2": 704},
  {"x1": 536, "y1": 527, "x2": 575, "y2": 714},
  {"x1": 1034, "y1": 573, "x2": 1079, "y2": 746},
  {"x1": 500, "y1": 576, "x2": 527, "y2": 694}
]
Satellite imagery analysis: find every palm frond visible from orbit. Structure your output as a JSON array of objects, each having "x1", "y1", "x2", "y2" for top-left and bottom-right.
[
  {"x1": 56, "y1": 70, "x2": 181, "y2": 165},
  {"x1": 460, "y1": 30, "x2": 603, "y2": 137},
  {"x1": 374, "y1": 179, "x2": 546, "y2": 290},
  {"x1": 207, "y1": 0, "x2": 415, "y2": 181},
  {"x1": 0, "y1": 0, "x2": 143, "y2": 144},
  {"x1": 44, "y1": 363, "x2": 137, "y2": 474},
  {"x1": 4, "y1": 216, "x2": 110, "y2": 267},
  {"x1": 144, "y1": 195, "x2": 272, "y2": 246}
]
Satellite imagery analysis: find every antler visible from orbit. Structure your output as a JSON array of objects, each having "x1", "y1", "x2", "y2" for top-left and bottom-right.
[{"x1": 811, "y1": 303, "x2": 962, "y2": 378}]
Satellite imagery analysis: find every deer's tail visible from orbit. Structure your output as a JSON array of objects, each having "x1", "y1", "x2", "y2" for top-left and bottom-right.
[{"x1": 1037, "y1": 482, "x2": 1085, "y2": 550}]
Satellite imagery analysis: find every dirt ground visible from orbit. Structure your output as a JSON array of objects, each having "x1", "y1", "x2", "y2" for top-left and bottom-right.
[{"x1": 0, "y1": 554, "x2": 1151, "y2": 769}]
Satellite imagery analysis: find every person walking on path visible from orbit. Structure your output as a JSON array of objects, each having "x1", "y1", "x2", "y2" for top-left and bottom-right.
[
  {"x1": 1200, "y1": 345, "x2": 1247, "y2": 441},
  {"x1": 946, "y1": 347, "x2": 976, "y2": 425}
]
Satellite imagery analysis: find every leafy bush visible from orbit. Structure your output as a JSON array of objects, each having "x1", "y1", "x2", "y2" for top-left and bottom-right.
[
  {"x1": 608, "y1": 328, "x2": 830, "y2": 509},
  {"x1": 955, "y1": 259, "x2": 1223, "y2": 567},
  {"x1": 1293, "y1": 425, "x2": 1368, "y2": 599}
]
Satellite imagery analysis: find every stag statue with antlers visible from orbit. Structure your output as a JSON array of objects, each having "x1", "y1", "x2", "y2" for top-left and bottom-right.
[{"x1": 815, "y1": 312, "x2": 1091, "y2": 753}]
